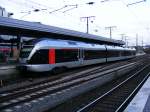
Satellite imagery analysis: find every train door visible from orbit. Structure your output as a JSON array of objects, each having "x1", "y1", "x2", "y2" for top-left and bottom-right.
[
  {"x1": 80, "y1": 49, "x2": 84, "y2": 65},
  {"x1": 78, "y1": 49, "x2": 84, "y2": 65},
  {"x1": 105, "y1": 45, "x2": 108, "y2": 63}
]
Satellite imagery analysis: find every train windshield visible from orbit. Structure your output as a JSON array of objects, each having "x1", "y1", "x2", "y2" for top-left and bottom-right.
[{"x1": 20, "y1": 45, "x2": 33, "y2": 58}]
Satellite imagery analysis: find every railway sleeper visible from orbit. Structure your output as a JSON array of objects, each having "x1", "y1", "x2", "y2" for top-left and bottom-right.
[
  {"x1": 94, "y1": 104, "x2": 117, "y2": 111},
  {"x1": 100, "y1": 100, "x2": 121, "y2": 106}
]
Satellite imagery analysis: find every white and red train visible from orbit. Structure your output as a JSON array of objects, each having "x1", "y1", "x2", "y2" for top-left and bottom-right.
[{"x1": 17, "y1": 38, "x2": 136, "y2": 72}]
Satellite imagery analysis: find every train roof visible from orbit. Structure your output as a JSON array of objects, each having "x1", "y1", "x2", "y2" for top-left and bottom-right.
[
  {"x1": 26, "y1": 38, "x2": 135, "y2": 52},
  {"x1": 124, "y1": 47, "x2": 136, "y2": 51},
  {"x1": 34, "y1": 39, "x2": 106, "y2": 50},
  {"x1": 106, "y1": 46, "x2": 125, "y2": 51},
  {"x1": 107, "y1": 46, "x2": 136, "y2": 51},
  {"x1": 0, "y1": 17, "x2": 124, "y2": 46}
]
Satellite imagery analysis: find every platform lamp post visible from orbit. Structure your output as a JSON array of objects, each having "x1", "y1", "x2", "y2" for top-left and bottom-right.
[
  {"x1": 80, "y1": 16, "x2": 95, "y2": 34},
  {"x1": 124, "y1": 36, "x2": 130, "y2": 47},
  {"x1": 105, "y1": 26, "x2": 116, "y2": 39},
  {"x1": 10, "y1": 38, "x2": 14, "y2": 57},
  {"x1": 141, "y1": 37, "x2": 144, "y2": 48},
  {"x1": 120, "y1": 34, "x2": 126, "y2": 41},
  {"x1": 136, "y1": 34, "x2": 138, "y2": 47}
]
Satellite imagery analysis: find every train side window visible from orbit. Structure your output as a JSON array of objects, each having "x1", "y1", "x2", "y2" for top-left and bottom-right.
[
  {"x1": 55, "y1": 49, "x2": 78, "y2": 63},
  {"x1": 123, "y1": 51, "x2": 131, "y2": 56},
  {"x1": 120, "y1": 51, "x2": 124, "y2": 56},
  {"x1": 107, "y1": 50, "x2": 120, "y2": 57},
  {"x1": 29, "y1": 49, "x2": 48, "y2": 64},
  {"x1": 84, "y1": 50, "x2": 106, "y2": 60}
]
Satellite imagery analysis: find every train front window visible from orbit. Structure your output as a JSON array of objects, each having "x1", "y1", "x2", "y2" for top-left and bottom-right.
[
  {"x1": 20, "y1": 46, "x2": 33, "y2": 58},
  {"x1": 29, "y1": 50, "x2": 49, "y2": 64}
]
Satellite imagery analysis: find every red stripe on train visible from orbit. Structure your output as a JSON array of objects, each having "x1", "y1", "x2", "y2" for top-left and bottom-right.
[{"x1": 49, "y1": 49, "x2": 55, "y2": 64}]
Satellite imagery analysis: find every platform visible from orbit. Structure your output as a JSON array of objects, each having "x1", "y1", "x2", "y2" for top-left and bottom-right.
[
  {"x1": 0, "y1": 64, "x2": 16, "y2": 70},
  {"x1": 0, "y1": 64, "x2": 18, "y2": 80},
  {"x1": 124, "y1": 76, "x2": 150, "y2": 112}
]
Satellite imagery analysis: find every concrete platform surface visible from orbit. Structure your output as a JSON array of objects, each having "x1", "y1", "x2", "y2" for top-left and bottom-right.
[
  {"x1": 0, "y1": 64, "x2": 18, "y2": 80},
  {"x1": 124, "y1": 76, "x2": 150, "y2": 112},
  {"x1": 0, "y1": 65, "x2": 16, "y2": 70}
]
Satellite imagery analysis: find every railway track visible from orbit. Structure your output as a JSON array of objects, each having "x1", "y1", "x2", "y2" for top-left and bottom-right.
[
  {"x1": 47, "y1": 56, "x2": 150, "y2": 112},
  {"x1": 1, "y1": 54, "x2": 145, "y2": 87},
  {"x1": 0, "y1": 60, "x2": 140, "y2": 112},
  {"x1": 0, "y1": 54, "x2": 148, "y2": 112},
  {"x1": 76, "y1": 64, "x2": 150, "y2": 112},
  {"x1": 0, "y1": 58, "x2": 137, "y2": 94}
]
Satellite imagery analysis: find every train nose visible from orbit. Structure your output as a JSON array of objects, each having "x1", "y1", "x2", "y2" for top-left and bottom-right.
[{"x1": 16, "y1": 65, "x2": 27, "y2": 71}]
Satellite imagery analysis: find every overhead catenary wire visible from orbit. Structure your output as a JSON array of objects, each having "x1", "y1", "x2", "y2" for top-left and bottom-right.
[
  {"x1": 127, "y1": 0, "x2": 146, "y2": 7},
  {"x1": 5, "y1": 0, "x2": 112, "y2": 30},
  {"x1": 120, "y1": 0, "x2": 149, "y2": 36},
  {"x1": 1, "y1": 0, "x2": 81, "y2": 29},
  {"x1": 3, "y1": 0, "x2": 149, "y2": 42},
  {"x1": 18, "y1": 0, "x2": 100, "y2": 33}
]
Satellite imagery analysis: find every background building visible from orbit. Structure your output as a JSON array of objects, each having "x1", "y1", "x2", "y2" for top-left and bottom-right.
[{"x1": 0, "y1": 6, "x2": 17, "y2": 63}]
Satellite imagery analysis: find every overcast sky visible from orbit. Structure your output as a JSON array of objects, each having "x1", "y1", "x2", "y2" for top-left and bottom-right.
[{"x1": 1, "y1": 0, "x2": 150, "y2": 46}]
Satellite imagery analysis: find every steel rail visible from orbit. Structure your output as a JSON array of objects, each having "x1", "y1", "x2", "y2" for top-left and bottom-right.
[
  {"x1": 0, "y1": 62, "x2": 138, "y2": 110},
  {"x1": 0, "y1": 62, "x2": 136, "y2": 98},
  {"x1": 76, "y1": 64, "x2": 150, "y2": 112},
  {"x1": 0, "y1": 61, "x2": 124, "y2": 94},
  {"x1": 115, "y1": 72, "x2": 150, "y2": 112}
]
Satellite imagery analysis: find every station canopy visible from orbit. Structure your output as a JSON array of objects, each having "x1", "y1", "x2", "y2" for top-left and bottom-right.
[{"x1": 0, "y1": 16, "x2": 125, "y2": 46}]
